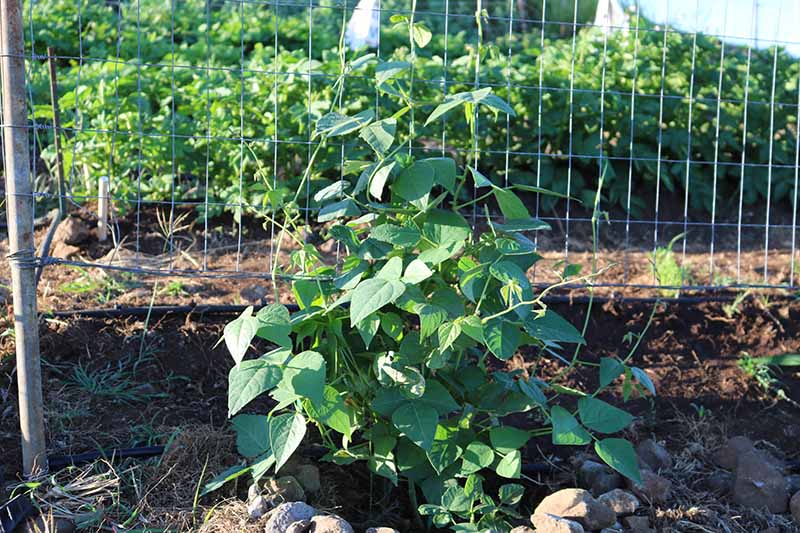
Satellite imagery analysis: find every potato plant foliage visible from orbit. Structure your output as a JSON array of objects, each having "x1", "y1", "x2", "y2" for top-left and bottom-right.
[{"x1": 214, "y1": 43, "x2": 652, "y2": 531}]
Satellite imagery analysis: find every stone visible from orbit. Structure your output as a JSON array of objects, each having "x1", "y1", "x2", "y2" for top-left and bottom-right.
[
  {"x1": 790, "y1": 490, "x2": 800, "y2": 523},
  {"x1": 247, "y1": 495, "x2": 269, "y2": 520},
  {"x1": 626, "y1": 469, "x2": 672, "y2": 504},
  {"x1": 714, "y1": 436, "x2": 755, "y2": 470},
  {"x1": 530, "y1": 513, "x2": 585, "y2": 533},
  {"x1": 532, "y1": 488, "x2": 616, "y2": 530},
  {"x1": 308, "y1": 514, "x2": 355, "y2": 533},
  {"x1": 292, "y1": 464, "x2": 321, "y2": 493},
  {"x1": 54, "y1": 217, "x2": 89, "y2": 245},
  {"x1": 622, "y1": 515, "x2": 653, "y2": 532},
  {"x1": 635, "y1": 439, "x2": 673, "y2": 471},
  {"x1": 50, "y1": 241, "x2": 81, "y2": 259},
  {"x1": 732, "y1": 449, "x2": 789, "y2": 513},
  {"x1": 264, "y1": 502, "x2": 317, "y2": 533},
  {"x1": 248, "y1": 482, "x2": 261, "y2": 502},
  {"x1": 240, "y1": 284, "x2": 268, "y2": 303},
  {"x1": 597, "y1": 489, "x2": 640, "y2": 516},
  {"x1": 577, "y1": 460, "x2": 623, "y2": 496},
  {"x1": 705, "y1": 471, "x2": 733, "y2": 495},
  {"x1": 509, "y1": 527, "x2": 535, "y2": 533},
  {"x1": 365, "y1": 528, "x2": 400, "y2": 533},
  {"x1": 599, "y1": 523, "x2": 623, "y2": 533},
  {"x1": 761, "y1": 528, "x2": 779, "y2": 533},
  {"x1": 787, "y1": 474, "x2": 800, "y2": 494},
  {"x1": 286, "y1": 520, "x2": 312, "y2": 533},
  {"x1": 264, "y1": 476, "x2": 306, "y2": 505}
]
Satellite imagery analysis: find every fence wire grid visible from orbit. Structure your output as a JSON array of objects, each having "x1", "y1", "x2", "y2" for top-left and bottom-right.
[{"x1": 3, "y1": 0, "x2": 800, "y2": 301}]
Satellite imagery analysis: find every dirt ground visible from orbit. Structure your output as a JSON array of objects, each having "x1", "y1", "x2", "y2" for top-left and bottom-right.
[{"x1": 1, "y1": 205, "x2": 800, "y2": 531}]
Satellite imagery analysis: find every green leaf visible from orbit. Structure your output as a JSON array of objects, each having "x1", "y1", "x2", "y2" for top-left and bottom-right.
[
  {"x1": 551, "y1": 405, "x2": 592, "y2": 445},
  {"x1": 499, "y1": 483, "x2": 525, "y2": 505},
  {"x1": 578, "y1": 397, "x2": 633, "y2": 434},
  {"x1": 437, "y1": 321, "x2": 461, "y2": 352},
  {"x1": 376, "y1": 60, "x2": 410, "y2": 86},
  {"x1": 518, "y1": 378, "x2": 547, "y2": 407},
  {"x1": 524, "y1": 311, "x2": 585, "y2": 345},
  {"x1": 279, "y1": 350, "x2": 326, "y2": 406},
  {"x1": 469, "y1": 166, "x2": 493, "y2": 188},
  {"x1": 461, "y1": 441, "x2": 494, "y2": 474},
  {"x1": 391, "y1": 403, "x2": 438, "y2": 451},
  {"x1": 313, "y1": 181, "x2": 349, "y2": 203},
  {"x1": 250, "y1": 453, "x2": 276, "y2": 483},
  {"x1": 600, "y1": 357, "x2": 625, "y2": 387},
  {"x1": 494, "y1": 188, "x2": 530, "y2": 219},
  {"x1": 495, "y1": 450, "x2": 521, "y2": 479},
  {"x1": 318, "y1": 199, "x2": 361, "y2": 223},
  {"x1": 420, "y1": 380, "x2": 459, "y2": 415},
  {"x1": 255, "y1": 304, "x2": 292, "y2": 348},
  {"x1": 403, "y1": 259, "x2": 433, "y2": 284},
  {"x1": 424, "y1": 157, "x2": 457, "y2": 192},
  {"x1": 484, "y1": 319, "x2": 520, "y2": 360},
  {"x1": 762, "y1": 354, "x2": 800, "y2": 366},
  {"x1": 377, "y1": 256, "x2": 404, "y2": 280},
  {"x1": 427, "y1": 426, "x2": 463, "y2": 474},
  {"x1": 315, "y1": 109, "x2": 373, "y2": 138},
  {"x1": 305, "y1": 385, "x2": 357, "y2": 438},
  {"x1": 412, "y1": 22, "x2": 432, "y2": 48},
  {"x1": 371, "y1": 224, "x2": 421, "y2": 247},
  {"x1": 422, "y1": 209, "x2": 471, "y2": 246},
  {"x1": 269, "y1": 411, "x2": 307, "y2": 472},
  {"x1": 631, "y1": 367, "x2": 656, "y2": 395},
  {"x1": 228, "y1": 356, "x2": 284, "y2": 416},
  {"x1": 369, "y1": 161, "x2": 397, "y2": 200},
  {"x1": 232, "y1": 414, "x2": 270, "y2": 458},
  {"x1": 441, "y1": 483, "x2": 472, "y2": 513},
  {"x1": 393, "y1": 161, "x2": 435, "y2": 209},
  {"x1": 359, "y1": 118, "x2": 396, "y2": 155},
  {"x1": 418, "y1": 304, "x2": 447, "y2": 340},
  {"x1": 350, "y1": 278, "x2": 406, "y2": 325},
  {"x1": 460, "y1": 315, "x2": 484, "y2": 342},
  {"x1": 489, "y1": 426, "x2": 531, "y2": 454},
  {"x1": 200, "y1": 464, "x2": 251, "y2": 496},
  {"x1": 595, "y1": 438, "x2": 641, "y2": 483},
  {"x1": 372, "y1": 387, "x2": 406, "y2": 417},
  {"x1": 224, "y1": 307, "x2": 259, "y2": 365},
  {"x1": 369, "y1": 433, "x2": 398, "y2": 485},
  {"x1": 356, "y1": 314, "x2": 380, "y2": 348},
  {"x1": 493, "y1": 219, "x2": 551, "y2": 232}
]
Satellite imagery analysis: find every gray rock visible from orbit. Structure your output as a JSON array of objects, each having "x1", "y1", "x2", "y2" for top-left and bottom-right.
[
  {"x1": 732, "y1": 449, "x2": 789, "y2": 513},
  {"x1": 365, "y1": 528, "x2": 400, "y2": 533},
  {"x1": 598, "y1": 522, "x2": 623, "y2": 533},
  {"x1": 532, "y1": 488, "x2": 616, "y2": 531},
  {"x1": 264, "y1": 502, "x2": 317, "y2": 533},
  {"x1": 292, "y1": 464, "x2": 321, "y2": 493},
  {"x1": 597, "y1": 489, "x2": 640, "y2": 516},
  {"x1": 530, "y1": 513, "x2": 585, "y2": 533},
  {"x1": 790, "y1": 490, "x2": 800, "y2": 524},
  {"x1": 626, "y1": 469, "x2": 672, "y2": 504},
  {"x1": 705, "y1": 471, "x2": 734, "y2": 495},
  {"x1": 54, "y1": 217, "x2": 89, "y2": 245},
  {"x1": 309, "y1": 514, "x2": 355, "y2": 533},
  {"x1": 787, "y1": 474, "x2": 800, "y2": 494},
  {"x1": 240, "y1": 284, "x2": 268, "y2": 303},
  {"x1": 636, "y1": 439, "x2": 673, "y2": 471},
  {"x1": 248, "y1": 482, "x2": 261, "y2": 502},
  {"x1": 577, "y1": 460, "x2": 623, "y2": 496},
  {"x1": 622, "y1": 515, "x2": 653, "y2": 532},
  {"x1": 264, "y1": 476, "x2": 306, "y2": 505},
  {"x1": 714, "y1": 436, "x2": 755, "y2": 469},
  {"x1": 247, "y1": 495, "x2": 269, "y2": 520},
  {"x1": 286, "y1": 520, "x2": 312, "y2": 533}
]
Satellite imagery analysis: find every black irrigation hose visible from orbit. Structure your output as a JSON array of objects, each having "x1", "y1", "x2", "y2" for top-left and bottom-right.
[
  {"x1": 0, "y1": 446, "x2": 166, "y2": 532},
  {"x1": 46, "y1": 292, "x2": 797, "y2": 320}
]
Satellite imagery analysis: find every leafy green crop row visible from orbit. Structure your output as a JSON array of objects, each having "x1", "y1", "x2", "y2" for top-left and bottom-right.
[{"x1": 25, "y1": 0, "x2": 800, "y2": 219}]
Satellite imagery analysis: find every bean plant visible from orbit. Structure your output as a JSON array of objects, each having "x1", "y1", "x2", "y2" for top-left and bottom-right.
[{"x1": 211, "y1": 13, "x2": 654, "y2": 531}]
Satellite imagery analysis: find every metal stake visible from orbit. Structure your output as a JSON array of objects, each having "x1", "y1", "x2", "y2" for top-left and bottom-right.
[{"x1": 1, "y1": 0, "x2": 47, "y2": 475}]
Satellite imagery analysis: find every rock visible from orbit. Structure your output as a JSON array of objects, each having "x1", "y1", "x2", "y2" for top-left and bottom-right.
[
  {"x1": 790, "y1": 490, "x2": 800, "y2": 523},
  {"x1": 308, "y1": 514, "x2": 355, "y2": 533},
  {"x1": 54, "y1": 217, "x2": 89, "y2": 245},
  {"x1": 50, "y1": 241, "x2": 81, "y2": 259},
  {"x1": 530, "y1": 513, "x2": 585, "y2": 533},
  {"x1": 248, "y1": 482, "x2": 261, "y2": 502},
  {"x1": 264, "y1": 476, "x2": 306, "y2": 505},
  {"x1": 18, "y1": 516, "x2": 76, "y2": 533},
  {"x1": 622, "y1": 515, "x2": 653, "y2": 532},
  {"x1": 636, "y1": 439, "x2": 673, "y2": 471},
  {"x1": 626, "y1": 469, "x2": 672, "y2": 504},
  {"x1": 577, "y1": 460, "x2": 623, "y2": 496},
  {"x1": 762, "y1": 528, "x2": 779, "y2": 533},
  {"x1": 732, "y1": 449, "x2": 789, "y2": 513},
  {"x1": 240, "y1": 284, "x2": 268, "y2": 303},
  {"x1": 532, "y1": 488, "x2": 616, "y2": 530},
  {"x1": 714, "y1": 436, "x2": 755, "y2": 469},
  {"x1": 286, "y1": 520, "x2": 312, "y2": 533},
  {"x1": 599, "y1": 523, "x2": 623, "y2": 533},
  {"x1": 264, "y1": 502, "x2": 317, "y2": 533},
  {"x1": 292, "y1": 464, "x2": 321, "y2": 493},
  {"x1": 597, "y1": 489, "x2": 640, "y2": 516},
  {"x1": 705, "y1": 471, "x2": 734, "y2": 496},
  {"x1": 509, "y1": 527, "x2": 535, "y2": 533},
  {"x1": 247, "y1": 495, "x2": 269, "y2": 520},
  {"x1": 365, "y1": 528, "x2": 400, "y2": 533}
]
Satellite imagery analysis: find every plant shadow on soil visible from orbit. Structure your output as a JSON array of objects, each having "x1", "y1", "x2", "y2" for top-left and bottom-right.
[{"x1": 1, "y1": 297, "x2": 799, "y2": 531}]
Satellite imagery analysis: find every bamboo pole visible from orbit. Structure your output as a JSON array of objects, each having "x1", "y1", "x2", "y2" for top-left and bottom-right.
[{"x1": 1, "y1": 0, "x2": 47, "y2": 475}]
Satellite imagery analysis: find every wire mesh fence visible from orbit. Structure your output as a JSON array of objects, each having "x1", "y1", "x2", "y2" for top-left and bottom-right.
[{"x1": 4, "y1": 0, "x2": 800, "y2": 305}]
